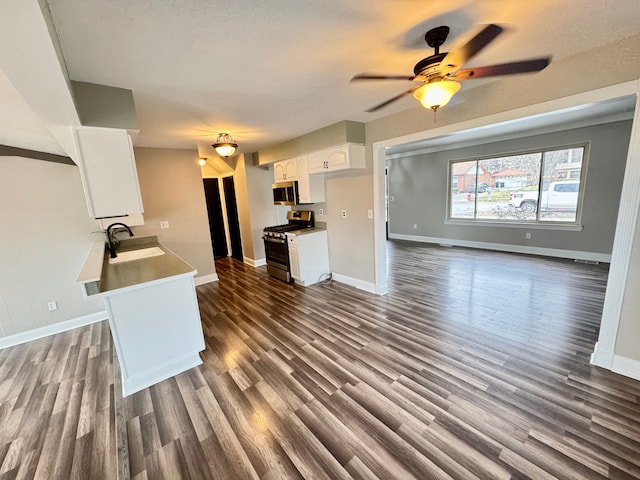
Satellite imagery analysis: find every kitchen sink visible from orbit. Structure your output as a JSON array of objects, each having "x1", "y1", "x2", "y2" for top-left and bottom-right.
[{"x1": 108, "y1": 246, "x2": 165, "y2": 264}]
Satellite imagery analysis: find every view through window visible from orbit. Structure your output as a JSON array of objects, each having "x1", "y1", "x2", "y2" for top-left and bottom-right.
[{"x1": 449, "y1": 146, "x2": 586, "y2": 223}]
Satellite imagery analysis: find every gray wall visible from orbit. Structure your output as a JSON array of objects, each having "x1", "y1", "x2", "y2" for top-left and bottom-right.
[
  {"x1": 0, "y1": 156, "x2": 103, "y2": 337},
  {"x1": 258, "y1": 121, "x2": 365, "y2": 165},
  {"x1": 387, "y1": 120, "x2": 632, "y2": 256},
  {"x1": 133, "y1": 147, "x2": 216, "y2": 279}
]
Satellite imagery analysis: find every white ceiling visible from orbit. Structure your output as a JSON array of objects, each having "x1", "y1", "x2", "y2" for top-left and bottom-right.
[{"x1": 2, "y1": 0, "x2": 640, "y2": 159}]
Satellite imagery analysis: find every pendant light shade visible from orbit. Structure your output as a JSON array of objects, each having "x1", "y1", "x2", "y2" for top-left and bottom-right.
[
  {"x1": 198, "y1": 158, "x2": 207, "y2": 166},
  {"x1": 413, "y1": 80, "x2": 461, "y2": 111},
  {"x1": 212, "y1": 133, "x2": 238, "y2": 157}
]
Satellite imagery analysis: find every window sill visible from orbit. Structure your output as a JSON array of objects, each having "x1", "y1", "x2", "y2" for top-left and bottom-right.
[{"x1": 444, "y1": 219, "x2": 584, "y2": 231}]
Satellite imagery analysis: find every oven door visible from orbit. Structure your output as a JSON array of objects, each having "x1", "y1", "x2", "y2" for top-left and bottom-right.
[{"x1": 263, "y1": 236, "x2": 293, "y2": 283}]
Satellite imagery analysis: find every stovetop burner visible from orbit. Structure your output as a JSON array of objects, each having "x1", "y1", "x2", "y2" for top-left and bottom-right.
[{"x1": 262, "y1": 211, "x2": 314, "y2": 239}]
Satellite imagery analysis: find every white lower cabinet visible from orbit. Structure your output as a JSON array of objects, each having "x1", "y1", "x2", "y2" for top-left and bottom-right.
[{"x1": 287, "y1": 230, "x2": 330, "y2": 286}]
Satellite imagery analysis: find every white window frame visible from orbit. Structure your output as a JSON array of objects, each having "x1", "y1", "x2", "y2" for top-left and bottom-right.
[{"x1": 446, "y1": 143, "x2": 589, "y2": 228}]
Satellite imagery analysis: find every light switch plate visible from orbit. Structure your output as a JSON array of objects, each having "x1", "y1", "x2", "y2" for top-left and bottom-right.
[{"x1": 160, "y1": 221, "x2": 169, "y2": 229}]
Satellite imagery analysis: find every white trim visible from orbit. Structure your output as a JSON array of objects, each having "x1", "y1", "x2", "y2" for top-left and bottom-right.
[
  {"x1": 612, "y1": 354, "x2": 640, "y2": 382},
  {"x1": 194, "y1": 273, "x2": 219, "y2": 286},
  {"x1": 592, "y1": 87, "x2": 640, "y2": 370},
  {"x1": 244, "y1": 257, "x2": 266, "y2": 267},
  {"x1": 0, "y1": 311, "x2": 107, "y2": 350},
  {"x1": 388, "y1": 233, "x2": 611, "y2": 263},
  {"x1": 373, "y1": 80, "x2": 640, "y2": 377},
  {"x1": 120, "y1": 352, "x2": 202, "y2": 397},
  {"x1": 332, "y1": 273, "x2": 378, "y2": 294}
]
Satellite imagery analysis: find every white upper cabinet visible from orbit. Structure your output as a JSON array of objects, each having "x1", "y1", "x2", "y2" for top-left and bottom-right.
[
  {"x1": 75, "y1": 127, "x2": 144, "y2": 219},
  {"x1": 296, "y1": 156, "x2": 325, "y2": 204},
  {"x1": 307, "y1": 143, "x2": 365, "y2": 174},
  {"x1": 274, "y1": 158, "x2": 298, "y2": 182}
]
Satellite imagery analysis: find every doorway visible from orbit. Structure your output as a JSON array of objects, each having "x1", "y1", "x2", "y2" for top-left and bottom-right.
[
  {"x1": 222, "y1": 176, "x2": 243, "y2": 260},
  {"x1": 203, "y1": 178, "x2": 228, "y2": 259}
]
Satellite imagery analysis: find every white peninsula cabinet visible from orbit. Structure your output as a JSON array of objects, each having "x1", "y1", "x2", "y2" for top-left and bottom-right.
[
  {"x1": 307, "y1": 143, "x2": 365, "y2": 174},
  {"x1": 287, "y1": 229, "x2": 330, "y2": 286},
  {"x1": 77, "y1": 237, "x2": 205, "y2": 396},
  {"x1": 75, "y1": 127, "x2": 144, "y2": 222}
]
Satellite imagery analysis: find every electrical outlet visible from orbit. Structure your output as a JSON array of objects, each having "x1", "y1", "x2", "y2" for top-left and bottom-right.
[
  {"x1": 525, "y1": 232, "x2": 532, "y2": 240},
  {"x1": 389, "y1": 196, "x2": 395, "y2": 201},
  {"x1": 341, "y1": 210, "x2": 347, "y2": 218},
  {"x1": 47, "y1": 301, "x2": 57, "y2": 311},
  {"x1": 319, "y1": 208, "x2": 324, "y2": 216},
  {"x1": 413, "y1": 223, "x2": 418, "y2": 229},
  {"x1": 160, "y1": 221, "x2": 169, "y2": 229},
  {"x1": 367, "y1": 209, "x2": 373, "y2": 219}
]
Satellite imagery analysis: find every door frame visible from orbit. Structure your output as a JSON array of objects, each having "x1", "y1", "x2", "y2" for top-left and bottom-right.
[{"x1": 372, "y1": 79, "x2": 640, "y2": 374}]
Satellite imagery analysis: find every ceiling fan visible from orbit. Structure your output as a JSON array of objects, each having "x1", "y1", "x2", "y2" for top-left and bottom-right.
[{"x1": 351, "y1": 24, "x2": 551, "y2": 113}]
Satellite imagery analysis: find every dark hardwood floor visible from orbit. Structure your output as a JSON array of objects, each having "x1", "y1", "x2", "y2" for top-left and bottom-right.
[
  {"x1": 123, "y1": 240, "x2": 640, "y2": 479},
  {"x1": 0, "y1": 320, "x2": 116, "y2": 479},
  {"x1": 2, "y1": 240, "x2": 640, "y2": 479}
]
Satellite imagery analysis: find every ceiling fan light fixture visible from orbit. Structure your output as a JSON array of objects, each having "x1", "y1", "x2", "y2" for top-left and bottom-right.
[
  {"x1": 212, "y1": 133, "x2": 238, "y2": 157},
  {"x1": 413, "y1": 80, "x2": 461, "y2": 111}
]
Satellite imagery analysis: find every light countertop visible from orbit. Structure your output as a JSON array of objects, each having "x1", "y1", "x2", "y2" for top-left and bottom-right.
[{"x1": 78, "y1": 236, "x2": 196, "y2": 297}]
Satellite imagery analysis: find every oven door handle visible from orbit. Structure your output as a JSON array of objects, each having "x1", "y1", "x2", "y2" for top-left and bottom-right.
[{"x1": 262, "y1": 236, "x2": 287, "y2": 244}]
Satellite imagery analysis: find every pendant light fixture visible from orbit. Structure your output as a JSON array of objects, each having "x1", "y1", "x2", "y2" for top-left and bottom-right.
[
  {"x1": 198, "y1": 158, "x2": 207, "y2": 166},
  {"x1": 212, "y1": 133, "x2": 238, "y2": 157}
]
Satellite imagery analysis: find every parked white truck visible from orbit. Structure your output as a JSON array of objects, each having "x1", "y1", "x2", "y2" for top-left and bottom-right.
[{"x1": 508, "y1": 180, "x2": 580, "y2": 212}]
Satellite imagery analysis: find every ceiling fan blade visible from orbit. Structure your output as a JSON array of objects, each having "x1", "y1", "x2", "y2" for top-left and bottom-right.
[
  {"x1": 440, "y1": 24, "x2": 504, "y2": 74},
  {"x1": 365, "y1": 86, "x2": 419, "y2": 112},
  {"x1": 351, "y1": 73, "x2": 415, "y2": 82},
  {"x1": 453, "y1": 57, "x2": 551, "y2": 80}
]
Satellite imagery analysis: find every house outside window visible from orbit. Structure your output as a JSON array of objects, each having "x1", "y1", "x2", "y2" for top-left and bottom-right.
[{"x1": 448, "y1": 145, "x2": 587, "y2": 224}]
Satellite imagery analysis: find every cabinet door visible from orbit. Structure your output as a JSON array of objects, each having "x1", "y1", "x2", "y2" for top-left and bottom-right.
[
  {"x1": 326, "y1": 146, "x2": 350, "y2": 171},
  {"x1": 296, "y1": 156, "x2": 326, "y2": 204},
  {"x1": 75, "y1": 128, "x2": 143, "y2": 218},
  {"x1": 284, "y1": 159, "x2": 298, "y2": 181},
  {"x1": 274, "y1": 161, "x2": 286, "y2": 182},
  {"x1": 307, "y1": 150, "x2": 327, "y2": 174},
  {"x1": 289, "y1": 245, "x2": 300, "y2": 280}
]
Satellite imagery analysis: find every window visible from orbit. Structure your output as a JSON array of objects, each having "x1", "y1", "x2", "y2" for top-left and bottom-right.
[{"x1": 449, "y1": 145, "x2": 586, "y2": 224}]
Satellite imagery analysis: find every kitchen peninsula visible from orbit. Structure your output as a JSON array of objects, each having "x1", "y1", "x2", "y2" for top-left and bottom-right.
[{"x1": 77, "y1": 236, "x2": 205, "y2": 396}]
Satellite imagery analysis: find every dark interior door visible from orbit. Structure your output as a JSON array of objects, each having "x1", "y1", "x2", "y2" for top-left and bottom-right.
[
  {"x1": 222, "y1": 176, "x2": 243, "y2": 260},
  {"x1": 203, "y1": 178, "x2": 228, "y2": 259}
]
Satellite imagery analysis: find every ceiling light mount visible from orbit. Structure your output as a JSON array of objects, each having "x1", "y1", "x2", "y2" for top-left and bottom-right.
[{"x1": 212, "y1": 133, "x2": 238, "y2": 157}]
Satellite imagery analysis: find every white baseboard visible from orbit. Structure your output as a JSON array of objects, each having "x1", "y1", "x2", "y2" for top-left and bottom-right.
[
  {"x1": 0, "y1": 311, "x2": 107, "y2": 350},
  {"x1": 388, "y1": 233, "x2": 611, "y2": 263},
  {"x1": 194, "y1": 273, "x2": 219, "y2": 286},
  {"x1": 121, "y1": 352, "x2": 202, "y2": 397},
  {"x1": 590, "y1": 342, "x2": 614, "y2": 369},
  {"x1": 244, "y1": 257, "x2": 266, "y2": 267},
  {"x1": 612, "y1": 355, "x2": 640, "y2": 382},
  {"x1": 331, "y1": 273, "x2": 378, "y2": 294}
]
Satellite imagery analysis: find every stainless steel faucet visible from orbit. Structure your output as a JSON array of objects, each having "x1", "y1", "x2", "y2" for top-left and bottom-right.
[{"x1": 106, "y1": 222, "x2": 134, "y2": 258}]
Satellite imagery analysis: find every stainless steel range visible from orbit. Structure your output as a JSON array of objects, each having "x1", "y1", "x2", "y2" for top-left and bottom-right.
[{"x1": 262, "y1": 210, "x2": 314, "y2": 282}]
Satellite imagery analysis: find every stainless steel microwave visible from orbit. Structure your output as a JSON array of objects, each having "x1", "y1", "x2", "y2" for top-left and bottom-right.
[{"x1": 272, "y1": 181, "x2": 299, "y2": 205}]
